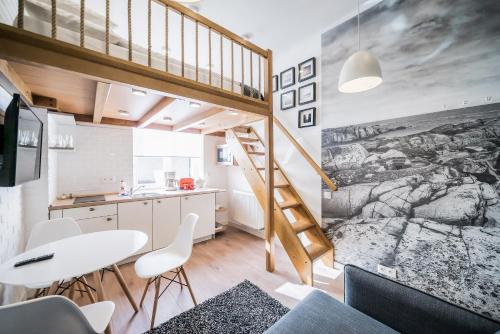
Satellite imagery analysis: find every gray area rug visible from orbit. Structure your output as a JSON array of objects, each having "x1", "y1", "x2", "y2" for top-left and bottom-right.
[{"x1": 145, "y1": 280, "x2": 289, "y2": 334}]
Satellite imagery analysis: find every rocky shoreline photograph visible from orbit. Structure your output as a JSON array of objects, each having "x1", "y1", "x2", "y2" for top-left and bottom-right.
[{"x1": 321, "y1": 103, "x2": 500, "y2": 319}]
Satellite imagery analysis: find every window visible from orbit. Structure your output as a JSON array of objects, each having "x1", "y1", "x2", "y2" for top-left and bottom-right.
[{"x1": 133, "y1": 129, "x2": 203, "y2": 188}]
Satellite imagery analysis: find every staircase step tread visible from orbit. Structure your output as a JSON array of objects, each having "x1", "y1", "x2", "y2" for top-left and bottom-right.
[
  {"x1": 257, "y1": 167, "x2": 279, "y2": 170},
  {"x1": 239, "y1": 137, "x2": 260, "y2": 142},
  {"x1": 306, "y1": 243, "x2": 331, "y2": 260},
  {"x1": 274, "y1": 183, "x2": 289, "y2": 188},
  {"x1": 248, "y1": 151, "x2": 265, "y2": 155},
  {"x1": 292, "y1": 220, "x2": 316, "y2": 233},
  {"x1": 278, "y1": 200, "x2": 301, "y2": 209}
]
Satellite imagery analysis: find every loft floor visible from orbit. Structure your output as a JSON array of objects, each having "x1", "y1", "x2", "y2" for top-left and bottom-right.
[{"x1": 72, "y1": 227, "x2": 344, "y2": 334}]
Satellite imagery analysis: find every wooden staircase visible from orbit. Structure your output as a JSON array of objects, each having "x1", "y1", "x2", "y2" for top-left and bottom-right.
[{"x1": 226, "y1": 126, "x2": 333, "y2": 286}]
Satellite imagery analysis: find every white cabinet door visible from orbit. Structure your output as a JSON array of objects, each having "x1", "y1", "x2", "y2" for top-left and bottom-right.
[
  {"x1": 118, "y1": 200, "x2": 153, "y2": 254},
  {"x1": 181, "y1": 193, "x2": 215, "y2": 240},
  {"x1": 77, "y1": 215, "x2": 118, "y2": 234},
  {"x1": 153, "y1": 197, "x2": 181, "y2": 250}
]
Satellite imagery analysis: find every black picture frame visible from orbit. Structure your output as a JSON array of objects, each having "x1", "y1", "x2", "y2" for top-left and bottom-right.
[
  {"x1": 298, "y1": 82, "x2": 316, "y2": 105},
  {"x1": 280, "y1": 67, "x2": 295, "y2": 89},
  {"x1": 272, "y1": 75, "x2": 279, "y2": 92},
  {"x1": 298, "y1": 57, "x2": 316, "y2": 82},
  {"x1": 280, "y1": 90, "x2": 296, "y2": 110},
  {"x1": 298, "y1": 107, "x2": 316, "y2": 128}
]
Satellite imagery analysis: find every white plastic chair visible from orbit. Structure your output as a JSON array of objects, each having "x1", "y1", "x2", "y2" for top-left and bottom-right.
[
  {"x1": 0, "y1": 295, "x2": 114, "y2": 334},
  {"x1": 135, "y1": 213, "x2": 199, "y2": 329},
  {"x1": 25, "y1": 218, "x2": 82, "y2": 296}
]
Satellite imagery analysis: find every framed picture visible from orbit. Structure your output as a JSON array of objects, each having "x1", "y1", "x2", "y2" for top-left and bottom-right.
[
  {"x1": 272, "y1": 75, "x2": 279, "y2": 92},
  {"x1": 280, "y1": 67, "x2": 295, "y2": 89},
  {"x1": 298, "y1": 57, "x2": 316, "y2": 82},
  {"x1": 280, "y1": 90, "x2": 296, "y2": 110},
  {"x1": 298, "y1": 107, "x2": 316, "y2": 128},
  {"x1": 298, "y1": 82, "x2": 316, "y2": 105}
]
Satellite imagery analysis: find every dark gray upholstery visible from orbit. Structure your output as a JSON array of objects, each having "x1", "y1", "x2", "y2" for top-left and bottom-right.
[
  {"x1": 344, "y1": 264, "x2": 500, "y2": 334},
  {"x1": 264, "y1": 289, "x2": 398, "y2": 334}
]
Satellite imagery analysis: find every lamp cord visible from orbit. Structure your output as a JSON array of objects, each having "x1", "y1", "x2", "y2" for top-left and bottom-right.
[{"x1": 357, "y1": 0, "x2": 361, "y2": 50}]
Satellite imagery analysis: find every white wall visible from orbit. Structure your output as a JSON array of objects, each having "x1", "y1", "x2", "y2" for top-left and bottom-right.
[{"x1": 56, "y1": 124, "x2": 134, "y2": 196}]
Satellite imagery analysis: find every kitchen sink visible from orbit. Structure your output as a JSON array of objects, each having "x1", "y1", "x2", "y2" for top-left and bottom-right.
[{"x1": 131, "y1": 192, "x2": 163, "y2": 198}]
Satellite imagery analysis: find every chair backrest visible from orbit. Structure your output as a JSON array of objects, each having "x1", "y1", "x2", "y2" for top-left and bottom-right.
[
  {"x1": 169, "y1": 213, "x2": 199, "y2": 259},
  {"x1": 26, "y1": 218, "x2": 82, "y2": 250},
  {"x1": 0, "y1": 295, "x2": 98, "y2": 334}
]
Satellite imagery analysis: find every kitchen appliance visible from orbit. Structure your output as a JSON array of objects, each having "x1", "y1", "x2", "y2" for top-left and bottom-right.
[
  {"x1": 179, "y1": 178, "x2": 195, "y2": 190},
  {"x1": 0, "y1": 94, "x2": 43, "y2": 187},
  {"x1": 165, "y1": 171, "x2": 178, "y2": 191}
]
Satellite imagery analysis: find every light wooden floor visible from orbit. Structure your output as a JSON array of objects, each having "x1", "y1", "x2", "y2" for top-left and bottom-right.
[{"x1": 74, "y1": 227, "x2": 344, "y2": 334}]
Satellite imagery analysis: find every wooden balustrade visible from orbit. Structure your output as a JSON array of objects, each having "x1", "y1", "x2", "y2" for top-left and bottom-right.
[{"x1": 14, "y1": 0, "x2": 272, "y2": 104}]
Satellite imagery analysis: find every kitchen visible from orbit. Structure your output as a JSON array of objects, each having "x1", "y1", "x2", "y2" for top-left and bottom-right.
[{"x1": 46, "y1": 111, "x2": 234, "y2": 254}]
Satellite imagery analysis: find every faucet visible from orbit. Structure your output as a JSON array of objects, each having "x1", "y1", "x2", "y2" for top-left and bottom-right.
[{"x1": 129, "y1": 185, "x2": 145, "y2": 196}]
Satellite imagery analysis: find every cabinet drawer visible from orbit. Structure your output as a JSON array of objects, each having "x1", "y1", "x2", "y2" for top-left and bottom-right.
[
  {"x1": 77, "y1": 215, "x2": 118, "y2": 234},
  {"x1": 49, "y1": 210, "x2": 63, "y2": 219},
  {"x1": 63, "y1": 204, "x2": 117, "y2": 220}
]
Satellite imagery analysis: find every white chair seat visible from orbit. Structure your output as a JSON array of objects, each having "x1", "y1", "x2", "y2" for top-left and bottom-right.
[
  {"x1": 79, "y1": 301, "x2": 115, "y2": 333},
  {"x1": 135, "y1": 248, "x2": 187, "y2": 278}
]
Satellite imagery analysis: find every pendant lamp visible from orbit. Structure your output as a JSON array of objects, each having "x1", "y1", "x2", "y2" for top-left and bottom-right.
[{"x1": 338, "y1": 0, "x2": 382, "y2": 93}]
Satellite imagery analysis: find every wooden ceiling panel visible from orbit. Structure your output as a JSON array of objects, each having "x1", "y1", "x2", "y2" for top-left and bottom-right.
[{"x1": 9, "y1": 61, "x2": 96, "y2": 115}]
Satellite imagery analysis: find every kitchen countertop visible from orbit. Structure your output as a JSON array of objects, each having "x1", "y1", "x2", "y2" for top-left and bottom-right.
[{"x1": 49, "y1": 188, "x2": 225, "y2": 210}]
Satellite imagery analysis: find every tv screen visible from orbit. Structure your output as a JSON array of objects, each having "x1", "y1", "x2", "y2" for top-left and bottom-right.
[{"x1": 0, "y1": 94, "x2": 43, "y2": 187}]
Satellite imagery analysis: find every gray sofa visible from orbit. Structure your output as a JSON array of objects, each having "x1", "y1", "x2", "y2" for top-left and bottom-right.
[{"x1": 265, "y1": 265, "x2": 500, "y2": 334}]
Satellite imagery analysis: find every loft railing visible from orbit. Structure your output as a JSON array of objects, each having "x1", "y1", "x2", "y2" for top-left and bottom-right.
[{"x1": 14, "y1": 0, "x2": 271, "y2": 104}]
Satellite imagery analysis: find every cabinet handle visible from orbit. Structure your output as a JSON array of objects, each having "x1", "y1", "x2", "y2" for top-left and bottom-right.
[
  {"x1": 144, "y1": 202, "x2": 148, "y2": 205},
  {"x1": 106, "y1": 217, "x2": 113, "y2": 222},
  {"x1": 89, "y1": 208, "x2": 95, "y2": 211},
  {"x1": 185, "y1": 197, "x2": 189, "y2": 200},
  {"x1": 157, "y1": 200, "x2": 161, "y2": 204}
]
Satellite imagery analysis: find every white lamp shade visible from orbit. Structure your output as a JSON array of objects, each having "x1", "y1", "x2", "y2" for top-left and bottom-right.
[{"x1": 338, "y1": 50, "x2": 383, "y2": 93}]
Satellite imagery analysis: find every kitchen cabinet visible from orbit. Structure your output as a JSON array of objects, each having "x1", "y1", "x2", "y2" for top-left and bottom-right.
[
  {"x1": 77, "y1": 215, "x2": 118, "y2": 234},
  {"x1": 181, "y1": 193, "x2": 215, "y2": 240},
  {"x1": 153, "y1": 197, "x2": 180, "y2": 250},
  {"x1": 63, "y1": 204, "x2": 117, "y2": 220},
  {"x1": 118, "y1": 200, "x2": 153, "y2": 254}
]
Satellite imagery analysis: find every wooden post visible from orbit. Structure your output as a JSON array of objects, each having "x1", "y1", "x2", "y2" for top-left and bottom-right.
[{"x1": 264, "y1": 49, "x2": 274, "y2": 272}]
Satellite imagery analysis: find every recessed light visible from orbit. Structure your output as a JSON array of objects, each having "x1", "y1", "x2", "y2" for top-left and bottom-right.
[
  {"x1": 230, "y1": 111, "x2": 239, "y2": 115},
  {"x1": 118, "y1": 110, "x2": 129, "y2": 116},
  {"x1": 189, "y1": 102, "x2": 201, "y2": 108},
  {"x1": 163, "y1": 116, "x2": 173, "y2": 121},
  {"x1": 132, "y1": 88, "x2": 147, "y2": 97}
]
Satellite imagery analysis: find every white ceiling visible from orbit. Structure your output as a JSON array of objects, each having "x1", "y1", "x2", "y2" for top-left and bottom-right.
[{"x1": 189, "y1": 0, "x2": 377, "y2": 52}]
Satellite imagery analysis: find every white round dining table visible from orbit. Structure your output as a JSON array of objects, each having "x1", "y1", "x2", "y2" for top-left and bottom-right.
[{"x1": 0, "y1": 230, "x2": 147, "y2": 286}]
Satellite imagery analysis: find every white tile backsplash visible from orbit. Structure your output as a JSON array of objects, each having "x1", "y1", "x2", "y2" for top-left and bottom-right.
[{"x1": 56, "y1": 124, "x2": 134, "y2": 196}]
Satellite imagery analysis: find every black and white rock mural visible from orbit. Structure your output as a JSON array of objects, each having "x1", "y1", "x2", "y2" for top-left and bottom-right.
[{"x1": 321, "y1": 0, "x2": 500, "y2": 320}]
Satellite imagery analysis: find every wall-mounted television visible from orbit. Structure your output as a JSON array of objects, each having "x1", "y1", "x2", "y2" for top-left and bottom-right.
[{"x1": 0, "y1": 94, "x2": 43, "y2": 187}]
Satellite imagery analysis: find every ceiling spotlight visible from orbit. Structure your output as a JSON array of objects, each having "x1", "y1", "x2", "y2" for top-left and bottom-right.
[
  {"x1": 163, "y1": 116, "x2": 173, "y2": 121},
  {"x1": 132, "y1": 88, "x2": 147, "y2": 97},
  {"x1": 118, "y1": 110, "x2": 129, "y2": 116},
  {"x1": 230, "y1": 111, "x2": 239, "y2": 115},
  {"x1": 189, "y1": 102, "x2": 201, "y2": 108}
]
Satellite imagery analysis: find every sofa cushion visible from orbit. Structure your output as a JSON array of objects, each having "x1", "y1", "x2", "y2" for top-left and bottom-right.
[
  {"x1": 264, "y1": 290, "x2": 398, "y2": 334},
  {"x1": 344, "y1": 265, "x2": 500, "y2": 334}
]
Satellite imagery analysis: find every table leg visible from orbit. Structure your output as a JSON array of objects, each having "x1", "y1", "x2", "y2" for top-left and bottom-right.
[
  {"x1": 92, "y1": 271, "x2": 112, "y2": 334},
  {"x1": 47, "y1": 281, "x2": 59, "y2": 295},
  {"x1": 81, "y1": 276, "x2": 96, "y2": 304},
  {"x1": 112, "y1": 264, "x2": 139, "y2": 312}
]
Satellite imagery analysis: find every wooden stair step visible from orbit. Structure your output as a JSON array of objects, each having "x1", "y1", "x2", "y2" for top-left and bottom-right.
[
  {"x1": 279, "y1": 200, "x2": 301, "y2": 210},
  {"x1": 274, "y1": 183, "x2": 289, "y2": 188},
  {"x1": 257, "y1": 167, "x2": 279, "y2": 171},
  {"x1": 292, "y1": 220, "x2": 316, "y2": 233},
  {"x1": 239, "y1": 137, "x2": 259, "y2": 143},
  {"x1": 248, "y1": 151, "x2": 265, "y2": 156},
  {"x1": 306, "y1": 243, "x2": 331, "y2": 261},
  {"x1": 233, "y1": 126, "x2": 251, "y2": 133}
]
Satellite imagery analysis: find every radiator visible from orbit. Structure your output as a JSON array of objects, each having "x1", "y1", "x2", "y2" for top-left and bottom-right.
[{"x1": 230, "y1": 190, "x2": 264, "y2": 230}]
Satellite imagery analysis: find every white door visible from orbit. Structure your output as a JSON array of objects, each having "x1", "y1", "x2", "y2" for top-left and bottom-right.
[
  {"x1": 153, "y1": 197, "x2": 181, "y2": 250},
  {"x1": 118, "y1": 200, "x2": 153, "y2": 254},
  {"x1": 181, "y1": 193, "x2": 215, "y2": 240}
]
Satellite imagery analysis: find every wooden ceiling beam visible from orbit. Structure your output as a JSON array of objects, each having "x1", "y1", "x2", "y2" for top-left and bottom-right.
[
  {"x1": 137, "y1": 96, "x2": 175, "y2": 128},
  {"x1": 0, "y1": 59, "x2": 32, "y2": 105},
  {"x1": 93, "y1": 82, "x2": 111, "y2": 124},
  {"x1": 173, "y1": 107, "x2": 224, "y2": 132},
  {"x1": 32, "y1": 94, "x2": 58, "y2": 109}
]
